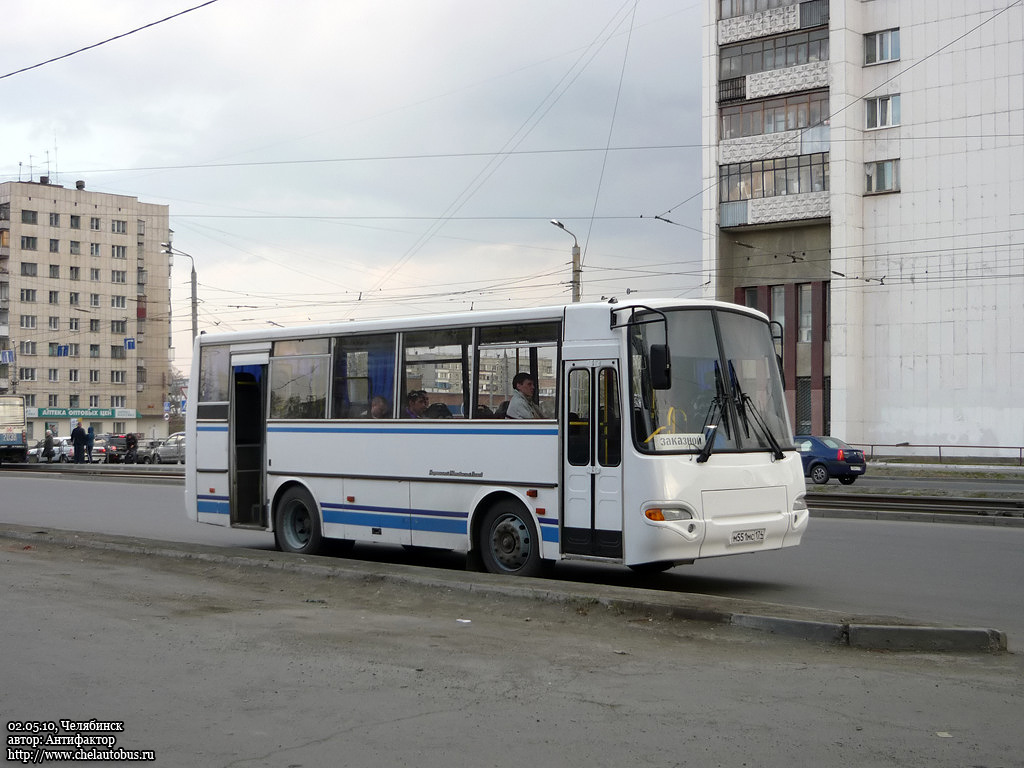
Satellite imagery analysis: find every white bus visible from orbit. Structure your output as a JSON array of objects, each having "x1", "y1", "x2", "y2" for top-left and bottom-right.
[{"x1": 185, "y1": 299, "x2": 808, "y2": 576}]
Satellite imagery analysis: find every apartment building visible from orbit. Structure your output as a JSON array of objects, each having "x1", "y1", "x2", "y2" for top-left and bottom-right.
[
  {"x1": 0, "y1": 178, "x2": 173, "y2": 441},
  {"x1": 702, "y1": 0, "x2": 1024, "y2": 449}
]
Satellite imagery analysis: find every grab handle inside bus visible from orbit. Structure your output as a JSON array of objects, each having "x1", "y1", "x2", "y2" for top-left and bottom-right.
[{"x1": 650, "y1": 344, "x2": 671, "y2": 390}]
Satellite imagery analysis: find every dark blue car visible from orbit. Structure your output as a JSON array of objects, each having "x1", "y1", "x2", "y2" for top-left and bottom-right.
[{"x1": 795, "y1": 435, "x2": 867, "y2": 485}]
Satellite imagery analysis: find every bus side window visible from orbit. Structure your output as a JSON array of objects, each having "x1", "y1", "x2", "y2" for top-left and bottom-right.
[
  {"x1": 332, "y1": 334, "x2": 396, "y2": 419},
  {"x1": 567, "y1": 369, "x2": 590, "y2": 465},
  {"x1": 402, "y1": 328, "x2": 471, "y2": 418}
]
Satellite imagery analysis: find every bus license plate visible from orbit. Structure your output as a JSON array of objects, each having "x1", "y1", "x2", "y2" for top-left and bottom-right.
[{"x1": 731, "y1": 528, "x2": 765, "y2": 545}]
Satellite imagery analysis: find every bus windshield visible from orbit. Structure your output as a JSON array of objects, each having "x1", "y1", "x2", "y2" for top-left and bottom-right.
[{"x1": 630, "y1": 308, "x2": 793, "y2": 455}]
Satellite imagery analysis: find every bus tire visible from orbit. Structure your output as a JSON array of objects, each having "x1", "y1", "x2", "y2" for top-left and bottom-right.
[
  {"x1": 478, "y1": 500, "x2": 542, "y2": 577},
  {"x1": 274, "y1": 486, "x2": 324, "y2": 555}
]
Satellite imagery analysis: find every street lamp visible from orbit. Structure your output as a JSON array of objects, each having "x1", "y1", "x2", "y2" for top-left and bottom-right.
[
  {"x1": 161, "y1": 242, "x2": 198, "y2": 342},
  {"x1": 550, "y1": 219, "x2": 581, "y2": 302}
]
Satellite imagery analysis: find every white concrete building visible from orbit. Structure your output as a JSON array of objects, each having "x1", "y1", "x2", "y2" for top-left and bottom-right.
[
  {"x1": 702, "y1": 0, "x2": 1024, "y2": 452},
  {"x1": 0, "y1": 178, "x2": 173, "y2": 441}
]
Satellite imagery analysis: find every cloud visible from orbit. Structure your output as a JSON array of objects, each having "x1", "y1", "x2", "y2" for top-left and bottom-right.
[{"x1": 0, "y1": 0, "x2": 705, "y2": 371}]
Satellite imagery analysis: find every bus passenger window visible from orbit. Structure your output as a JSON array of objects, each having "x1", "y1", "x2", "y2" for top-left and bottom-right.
[
  {"x1": 475, "y1": 322, "x2": 560, "y2": 419},
  {"x1": 402, "y1": 328, "x2": 471, "y2": 418},
  {"x1": 332, "y1": 334, "x2": 396, "y2": 418},
  {"x1": 269, "y1": 356, "x2": 328, "y2": 419}
]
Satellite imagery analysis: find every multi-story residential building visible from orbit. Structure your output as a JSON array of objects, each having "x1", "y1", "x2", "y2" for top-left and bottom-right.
[
  {"x1": 0, "y1": 178, "x2": 173, "y2": 441},
  {"x1": 702, "y1": 0, "x2": 1024, "y2": 449}
]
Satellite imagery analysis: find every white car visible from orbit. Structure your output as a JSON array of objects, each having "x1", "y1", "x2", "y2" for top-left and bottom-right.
[{"x1": 28, "y1": 437, "x2": 74, "y2": 463}]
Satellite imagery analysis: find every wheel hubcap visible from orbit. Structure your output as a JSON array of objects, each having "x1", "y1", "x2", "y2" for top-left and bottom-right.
[{"x1": 490, "y1": 513, "x2": 531, "y2": 571}]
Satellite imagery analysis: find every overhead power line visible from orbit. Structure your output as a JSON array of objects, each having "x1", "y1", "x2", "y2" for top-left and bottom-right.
[{"x1": 0, "y1": 0, "x2": 221, "y2": 81}]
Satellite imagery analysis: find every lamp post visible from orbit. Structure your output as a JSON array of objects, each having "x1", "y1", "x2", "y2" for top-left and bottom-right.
[
  {"x1": 550, "y1": 220, "x2": 581, "y2": 302},
  {"x1": 161, "y1": 242, "x2": 198, "y2": 342}
]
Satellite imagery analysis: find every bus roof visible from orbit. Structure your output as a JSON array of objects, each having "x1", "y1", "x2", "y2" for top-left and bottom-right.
[{"x1": 192, "y1": 297, "x2": 767, "y2": 348}]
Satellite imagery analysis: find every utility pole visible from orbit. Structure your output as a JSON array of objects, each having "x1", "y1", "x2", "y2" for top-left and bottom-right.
[{"x1": 550, "y1": 220, "x2": 581, "y2": 302}]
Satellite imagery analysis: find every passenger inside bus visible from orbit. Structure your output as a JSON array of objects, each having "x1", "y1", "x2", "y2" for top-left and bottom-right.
[
  {"x1": 506, "y1": 373, "x2": 545, "y2": 419},
  {"x1": 368, "y1": 396, "x2": 390, "y2": 419},
  {"x1": 404, "y1": 390, "x2": 429, "y2": 418}
]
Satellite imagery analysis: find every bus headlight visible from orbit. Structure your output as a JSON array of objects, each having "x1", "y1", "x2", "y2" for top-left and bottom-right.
[{"x1": 645, "y1": 507, "x2": 693, "y2": 522}]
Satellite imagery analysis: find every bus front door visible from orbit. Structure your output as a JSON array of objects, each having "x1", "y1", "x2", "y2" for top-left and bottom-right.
[
  {"x1": 231, "y1": 365, "x2": 266, "y2": 527},
  {"x1": 562, "y1": 362, "x2": 623, "y2": 559}
]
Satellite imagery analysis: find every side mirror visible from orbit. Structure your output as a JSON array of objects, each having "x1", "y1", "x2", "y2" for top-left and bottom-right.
[{"x1": 650, "y1": 344, "x2": 671, "y2": 390}]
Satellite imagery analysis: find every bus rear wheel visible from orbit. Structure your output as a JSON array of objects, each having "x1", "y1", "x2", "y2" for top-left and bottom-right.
[
  {"x1": 275, "y1": 487, "x2": 324, "y2": 555},
  {"x1": 478, "y1": 500, "x2": 542, "y2": 577}
]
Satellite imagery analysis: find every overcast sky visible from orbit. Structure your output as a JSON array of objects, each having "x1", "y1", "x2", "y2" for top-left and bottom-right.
[{"x1": 1, "y1": 0, "x2": 705, "y2": 372}]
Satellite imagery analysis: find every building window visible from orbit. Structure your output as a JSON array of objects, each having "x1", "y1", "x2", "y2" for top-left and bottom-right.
[
  {"x1": 721, "y1": 91, "x2": 829, "y2": 140},
  {"x1": 69, "y1": 369, "x2": 80, "y2": 383},
  {"x1": 112, "y1": 220, "x2": 127, "y2": 234},
  {"x1": 21, "y1": 262, "x2": 38, "y2": 277},
  {"x1": 69, "y1": 292, "x2": 80, "y2": 306},
  {"x1": 49, "y1": 213, "x2": 60, "y2": 226},
  {"x1": 70, "y1": 241, "x2": 81, "y2": 255},
  {"x1": 719, "y1": 0, "x2": 800, "y2": 21},
  {"x1": 111, "y1": 270, "x2": 127, "y2": 283},
  {"x1": 90, "y1": 268, "x2": 101, "y2": 281},
  {"x1": 744, "y1": 286, "x2": 759, "y2": 311},
  {"x1": 69, "y1": 395, "x2": 80, "y2": 408},
  {"x1": 49, "y1": 264, "x2": 60, "y2": 279},
  {"x1": 90, "y1": 217, "x2": 101, "y2": 231},
  {"x1": 111, "y1": 296, "x2": 127, "y2": 309},
  {"x1": 69, "y1": 266, "x2": 81, "y2": 280},
  {"x1": 111, "y1": 395, "x2": 127, "y2": 408},
  {"x1": 89, "y1": 395, "x2": 99, "y2": 407},
  {"x1": 70, "y1": 215, "x2": 80, "y2": 230},
  {"x1": 49, "y1": 239, "x2": 60, "y2": 253},
  {"x1": 18, "y1": 368, "x2": 36, "y2": 381},
  {"x1": 866, "y1": 94, "x2": 900, "y2": 129},
  {"x1": 20, "y1": 289, "x2": 37, "y2": 302},
  {"x1": 90, "y1": 319, "x2": 101, "y2": 332},
  {"x1": 48, "y1": 291, "x2": 59, "y2": 304},
  {"x1": 90, "y1": 294, "x2": 101, "y2": 308},
  {"x1": 111, "y1": 370, "x2": 126, "y2": 384},
  {"x1": 69, "y1": 318, "x2": 79, "y2": 331},
  {"x1": 865, "y1": 29, "x2": 899, "y2": 65},
  {"x1": 18, "y1": 341, "x2": 36, "y2": 355},
  {"x1": 68, "y1": 343, "x2": 79, "y2": 357},
  {"x1": 798, "y1": 283, "x2": 812, "y2": 342},
  {"x1": 48, "y1": 369, "x2": 59, "y2": 383},
  {"x1": 48, "y1": 394, "x2": 59, "y2": 407},
  {"x1": 89, "y1": 345, "x2": 100, "y2": 359},
  {"x1": 111, "y1": 319, "x2": 127, "y2": 334},
  {"x1": 719, "y1": 152, "x2": 829, "y2": 202},
  {"x1": 720, "y1": 28, "x2": 829, "y2": 79},
  {"x1": 866, "y1": 159, "x2": 900, "y2": 193},
  {"x1": 111, "y1": 345, "x2": 127, "y2": 360},
  {"x1": 49, "y1": 316, "x2": 60, "y2": 331},
  {"x1": 21, "y1": 210, "x2": 37, "y2": 225},
  {"x1": 112, "y1": 245, "x2": 127, "y2": 259},
  {"x1": 770, "y1": 285, "x2": 785, "y2": 333},
  {"x1": 23, "y1": 395, "x2": 35, "y2": 407},
  {"x1": 90, "y1": 370, "x2": 100, "y2": 383},
  {"x1": 89, "y1": 243, "x2": 101, "y2": 256},
  {"x1": 20, "y1": 236, "x2": 38, "y2": 250}
]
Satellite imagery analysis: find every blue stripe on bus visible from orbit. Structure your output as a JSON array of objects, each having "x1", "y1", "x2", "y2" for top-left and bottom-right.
[
  {"x1": 322, "y1": 502, "x2": 470, "y2": 535},
  {"x1": 197, "y1": 425, "x2": 228, "y2": 432},
  {"x1": 197, "y1": 495, "x2": 229, "y2": 515},
  {"x1": 538, "y1": 517, "x2": 560, "y2": 543},
  {"x1": 268, "y1": 425, "x2": 557, "y2": 436}
]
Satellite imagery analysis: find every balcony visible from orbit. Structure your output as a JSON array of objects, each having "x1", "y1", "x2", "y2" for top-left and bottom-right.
[{"x1": 719, "y1": 77, "x2": 746, "y2": 103}]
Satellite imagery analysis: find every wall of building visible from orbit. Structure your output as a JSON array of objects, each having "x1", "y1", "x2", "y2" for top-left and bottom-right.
[
  {"x1": 704, "y1": 0, "x2": 1024, "y2": 450},
  {"x1": 0, "y1": 179, "x2": 173, "y2": 442}
]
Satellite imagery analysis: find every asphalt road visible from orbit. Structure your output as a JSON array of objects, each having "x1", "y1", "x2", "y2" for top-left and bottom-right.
[{"x1": 1, "y1": 473, "x2": 1021, "y2": 651}]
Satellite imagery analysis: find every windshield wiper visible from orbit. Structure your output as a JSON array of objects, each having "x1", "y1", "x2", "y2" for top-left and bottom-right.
[
  {"x1": 727, "y1": 361, "x2": 784, "y2": 460},
  {"x1": 696, "y1": 361, "x2": 727, "y2": 463}
]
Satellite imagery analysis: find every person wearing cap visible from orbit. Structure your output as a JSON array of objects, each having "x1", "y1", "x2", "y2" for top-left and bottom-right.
[
  {"x1": 404, "y1": 390, "x2": 429, "y2": 418},
  {"x1": 506, "y1": 373, "x2": 545, "y2": 419}
]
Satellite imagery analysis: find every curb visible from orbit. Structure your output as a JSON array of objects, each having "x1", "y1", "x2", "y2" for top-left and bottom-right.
[{"x1": 0, "y1": 524, "x2": 1008, "y2": 654}]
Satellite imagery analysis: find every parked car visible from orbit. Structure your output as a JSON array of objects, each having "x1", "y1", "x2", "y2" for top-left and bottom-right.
[
  {"x1": 153, "y1": 433, "x2": 186, "y2": 464},
  {"x1": 27, "y1": 437, "x2": 74, "y2": 463},
  {"x1": 105, "y1": 434, "x2": 142, "y2": 464},
  {"x1": 795, "y1": 435, "x2": 867, "y2": 485},
  {"x1": 90, "y1": 438, "x2": 108, "y2": 463},
  {"x1": 138, "y1": 439, "x2": 162, "y2": 464}
]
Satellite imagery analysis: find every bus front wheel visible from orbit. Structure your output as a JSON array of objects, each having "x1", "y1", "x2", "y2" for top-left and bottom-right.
[
  {"x1": 275, "y1": 487, "x2": 324, "y2": 555},
  {"x1": 478, "y1": 500, "x2": 542, "y2": 577}
]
